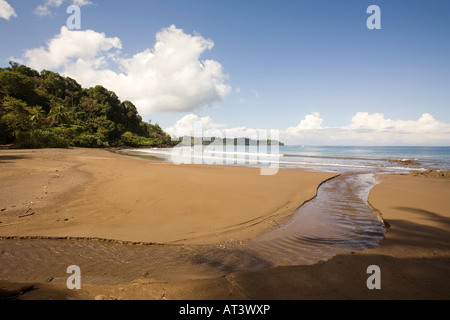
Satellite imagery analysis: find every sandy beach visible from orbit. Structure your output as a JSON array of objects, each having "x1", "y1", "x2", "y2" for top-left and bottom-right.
[
  {"x1": 0, "y1": 148, "x2": 449, "y2": 300},
  {"x1": 0, "y1": 148, "x2": 335, "y2": 244}
]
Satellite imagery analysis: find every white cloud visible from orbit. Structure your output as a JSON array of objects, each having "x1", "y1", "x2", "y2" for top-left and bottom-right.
[
  {"x1": 165, "y1": 114, "x2": 272, "y2": 142},
  {"x1": 346, "y1": 112, "x2": 441, "y2": 133},
  {"x1": 285, "y1": 112, "x2": 323, "y2": 133},
  {"x1": 19, "y1": 25, "x2": 231, "y2": 114},
  {"x1": 73, "y1": 0, "x2": 92, "y2": 5},
  {"x1": 166, "y1": 112, "x2": 450, "y2": 146},
  {"x1": 22, "y1": 27, "x2": 121, "y2": 71},
  {"x1": 165, "y1": 114, "x2": 226, "y2": 137},
  {"x1": 0, "y1": 0, "x2": 17, "y2": 20},
  {"x1": 251, "y1": 89, "x2": 260, "y2": 99},
  {"x1": 346, "y1": 112, "x2": 394, "y2": 130},
  {"x1": 35, "y1": 0, "x2": 91, "y2": 17},
  {"x1": 282, "y1": 112, "x2": 450, "y2": 146}
]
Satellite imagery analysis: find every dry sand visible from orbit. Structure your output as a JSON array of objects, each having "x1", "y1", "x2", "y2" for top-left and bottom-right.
[{"x1": 1, "y1": 148, "x2": 449, "y2": 300}]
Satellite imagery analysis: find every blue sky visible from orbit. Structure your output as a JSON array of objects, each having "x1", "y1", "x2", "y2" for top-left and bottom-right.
[{"x1": 1, "y1": 0, "x2": 449, "y2": 145}]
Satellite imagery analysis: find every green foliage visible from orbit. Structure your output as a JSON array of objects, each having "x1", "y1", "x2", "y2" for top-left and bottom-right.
[
  {"x1": 73, "y1": 133, "x2": 109, "y2": 148},
  {"x1": 50, "y1": 125, "x2": 83, "y2": 143},
  {"x1": 12, "y1": 130, "x2": 69, "y2": 149},
  {"x1": 0, "y1": 62, "x2": 175, "y2": 148},
  {"x1": 0, "y1": 97, "x2": 31, "y2": 143},
  {"x1": 120, "y1": 132, "x2": 160, "y2": 148}
]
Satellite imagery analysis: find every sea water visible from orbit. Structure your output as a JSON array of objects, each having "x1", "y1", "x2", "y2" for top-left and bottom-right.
[{"x1": 126, "y1": 145, "x2": 450, "y2": 172}]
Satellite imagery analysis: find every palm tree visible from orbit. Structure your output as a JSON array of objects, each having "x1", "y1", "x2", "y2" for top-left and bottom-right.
[
  {"x1": 29, "y1": 106, "x2": 46, "y2": 129},
  {"x1": 47, "y1": 105, "x2": 68, "y2": 128}
]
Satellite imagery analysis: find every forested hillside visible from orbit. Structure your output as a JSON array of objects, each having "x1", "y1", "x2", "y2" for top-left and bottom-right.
[{"x1": 0, "y1": 62, "x2": 174, "y2": 148}]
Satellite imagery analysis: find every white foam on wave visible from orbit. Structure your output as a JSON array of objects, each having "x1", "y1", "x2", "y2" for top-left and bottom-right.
[{"x1": 128, "y1": 148, "x2": 426, "y2": 173}]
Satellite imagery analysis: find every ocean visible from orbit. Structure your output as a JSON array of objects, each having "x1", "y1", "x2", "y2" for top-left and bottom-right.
[
  {"x1": 123, "y1": 145, "x2": 450, "y2": 173},
  {"x1": 278, "y1": 145, "x2": 450, "y2": 172}
]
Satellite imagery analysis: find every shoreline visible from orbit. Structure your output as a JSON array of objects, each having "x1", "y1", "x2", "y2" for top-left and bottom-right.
[{"x1": 1, "y1": 148, "x2": 449, "y2": 300}]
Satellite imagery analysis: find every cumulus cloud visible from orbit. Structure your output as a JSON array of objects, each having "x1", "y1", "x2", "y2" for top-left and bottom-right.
[
  {"x1": 19, "y1": 25, "x2": 231, "y2": 114},
  {"x1": 0, "y1": 0, "x2": 17, "y2": 20},
  {"x1": 22, "y1": 27, "x2": 122, "y2": 71},
  {"x1": 283, "y1": 112, "x2": 450, "y2": 146},
  {"x1": 166, "y1": 112, "x2": 450, "y2": 146},
  {"x1": 165, "y1": 114, "x2": 271, "y2": 141},
  {"x1": 346, "y1": 112, "x2": 441, "y2": 133},
  {"x1": 35, "y1": 0, "x2": 91, "y2": 16},
  {"x1": 285, "y1": 112, "x2": 323, "y2": 133},
  {"x1": 165, "y1": 114, "x2": 226, "y2": 138}
]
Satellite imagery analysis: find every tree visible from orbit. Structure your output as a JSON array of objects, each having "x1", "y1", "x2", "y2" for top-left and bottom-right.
[
  {"x1": 48, "y1": 105, "x2": 69, "y2": 128},
  {"x1": 7, "y1": 61, "x2": 40, "y2": 78},
  {"x1": 0, "y1": 63, "x2": 176, "y2": 148},
  {"x1": 0, "y1": 70, "x2": 38, "y2": 104},
  {"x1": 28, "y1": 106, "x2": 46, "y2": 129},
  {"x1": 1, "y1": 97, "x2": 30, "y2": 142}
]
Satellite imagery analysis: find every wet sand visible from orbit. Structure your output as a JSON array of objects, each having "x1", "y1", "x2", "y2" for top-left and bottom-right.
[
  {"x1": 1, "y1": 148, "x2": 449, "y2": 300},
  {"x1": 0, "y1": 148, "x2": 335, "y2": 245}
]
